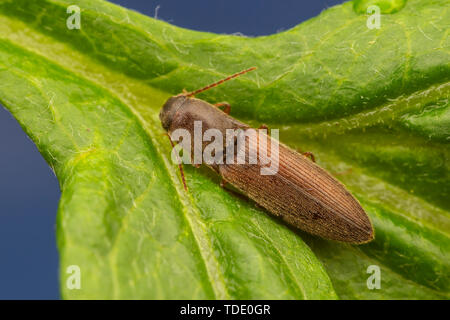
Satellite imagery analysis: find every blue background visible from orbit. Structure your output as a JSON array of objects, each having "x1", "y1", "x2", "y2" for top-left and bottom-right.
[{"x1": 0, "y1": 0, "x2": 345, "y2": 299}]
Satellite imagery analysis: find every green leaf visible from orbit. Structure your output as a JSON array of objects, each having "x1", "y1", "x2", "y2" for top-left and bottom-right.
[{"x1": 0, "y1": 0, "x2": 448, "y2": 299}]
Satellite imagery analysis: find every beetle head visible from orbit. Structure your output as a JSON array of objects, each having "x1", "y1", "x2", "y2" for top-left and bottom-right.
[
  {"x1": 160, "y1": 67, "x2": 256, "y2": 131},
  {"x1": 159, "y1": 95, "x2": 187, "y2": 131}
]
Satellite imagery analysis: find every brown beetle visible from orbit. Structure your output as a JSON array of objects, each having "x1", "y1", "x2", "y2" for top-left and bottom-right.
[{"x1": 159, "y1": 68, "x2": 374, "y2": 244}]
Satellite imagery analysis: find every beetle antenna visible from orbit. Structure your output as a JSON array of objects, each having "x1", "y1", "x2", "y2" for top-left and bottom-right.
[{"x1": 184, "y1": 67, "x2": 257, "y2": 97}]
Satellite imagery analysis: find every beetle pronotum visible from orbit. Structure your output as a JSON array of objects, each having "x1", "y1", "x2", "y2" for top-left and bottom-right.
[{"x1": 159, "y1": 68, "x2": 374, "y2": 244}]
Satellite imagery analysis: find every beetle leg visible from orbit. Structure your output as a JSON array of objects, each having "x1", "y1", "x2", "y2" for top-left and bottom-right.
[
  {"x1": 258, "y1": 124, "x2": 270, "y2": 136},
  {"x1": 220, "y1": 179, "x2": 227, "y2": 188},
  {"x1": 214, "y1": 102, "x2": 231, "y2": 115},
  {"x1": 164, "y1": 133, "x2": 188, "y2": 191},
  {"x1": 302, "y1": 151, "x2": 316, "y2": 163}
]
